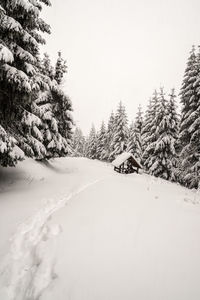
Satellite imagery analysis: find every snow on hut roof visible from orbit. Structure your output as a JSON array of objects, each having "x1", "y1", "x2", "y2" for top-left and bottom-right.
[{"x1": 112, "y1": 152, "x2": 142, "y2": 169}]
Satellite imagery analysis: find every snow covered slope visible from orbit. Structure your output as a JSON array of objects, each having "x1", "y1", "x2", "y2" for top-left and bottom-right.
[{"x1": 0, "y1": 158, "x2": 200, "y2": 300}]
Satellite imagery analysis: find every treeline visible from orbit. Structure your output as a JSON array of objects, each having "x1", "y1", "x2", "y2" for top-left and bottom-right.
[
  {"x1": 0, "y1": 1, "x2": 73, "y2": 167},
  {"x1": 72, "y1": 46, "x2": 200, "y2": 189}
]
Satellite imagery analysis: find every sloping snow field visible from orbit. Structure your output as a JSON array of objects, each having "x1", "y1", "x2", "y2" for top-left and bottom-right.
[{"x1": 0, "y1": 157, "x2": 200, "y2": 300}]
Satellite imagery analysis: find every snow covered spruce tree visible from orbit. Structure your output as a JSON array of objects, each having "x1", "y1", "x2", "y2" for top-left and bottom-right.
[
  {"x1": 109, "y1": 102, "x2": 128, "y2": 160},
  {"x1": 71, "y1": 127, "x2": 85, "y2": 157},
  {"x1": 178, "y1": 46, "x2": 200, "y2": 188},
  {"x1": 105, "y1": 111, "x2": 116, "y2": 161},
  {"x1": 141, "y1": 90, "x2": 159, "y2": 169},
  {"x1": 0, "y1": 0, "x2": 51, "y2": 161},
  {"x1": 51, "y1": 51, "x2": 74, "y2": 156},
  {"x1": 167, "y1": 88, "x2": 179, "y2": 174},
  {"x1": 31, "y1": 89, "x2": 72, "y2": 160},
  {"x1": 127, "y1": 105, "x2": 143, "y2": 161},
  {"x1": 0, "y1": 39, "x2": 24, "y2": 165},
  {"x1": 0, "y1": 2, "x2": 73, "y2": 163},
  {"x1": 96, "y1": 121, "x2": 107, "y2": 161},
  {"x1": 86, "y1": 124, "x2": 97, "y2": 159},
  {"x1": 126, "y1": 122, "x2": 135, "y2": 154},
  {"x1": 55, "y1": 51, "x2": 67, "y2": 85},
  {"x1": 32, "y1": 50, "x2": 73, "y2": 159},
  {"x1": 141, "y1": 98, "x2": 152, "y2": 153},
  {"x1": 41, "y1": 52, "x2": 54, "y2": 79},
  {"x1": 51, "y1": 91, "x2": 73, "y2": 157},
  {"x1": 145, "y1": 88, "x2": 178, "y2": 180}
]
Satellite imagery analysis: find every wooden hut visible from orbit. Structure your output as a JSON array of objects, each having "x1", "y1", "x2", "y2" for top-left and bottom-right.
[{"x1": 112, "y1": 152, "x2": 142, "y2": 174}]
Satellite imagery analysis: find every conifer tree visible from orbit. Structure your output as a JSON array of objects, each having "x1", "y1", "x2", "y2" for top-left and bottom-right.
[
  {"x1": 52, "y1": 52, "x2": 74, "y2": 155},
  {"x1": 142, "y1": 90, "x2": 159, "y2": 169},
  {"x1": 135, "y1": 105, "x2": 143, "y2": 160},
  {"x1": 51, "y1": 88, "x2": 74, "y2": 155},
  {"x1": 33, "y1": 90, "x2": 69, "y2": 159},
  {"x1": 83, "y1": 135, "x2": 90, "y2": 158},
  {"x1": 141, "y1": 98, "x2": 153, "y2": 153},
  {"x1": 148, "y1": 89, "x2": 178, "y2": 180},
  {"x1": 71, "y1": 127, "x2": 85, "y2": 157},
  {"x1": 109, "y1": 102, "x2": 128, "y2": 160},
  {"x1": 87, "y1": 124, "x2": 97, "y2": 159},
  {"x1": 0, "y1": 1, "x2": 74, "y2": 164},
  {"x1": 168, "y1": 88, "x2": 179, "y2": 152},
  {"x1": 96, "y1": 121, "x2": 107, "y2": 160},
  {"x1": 178, "y1": 46, "x2": 200, "y2": 188},
  {"x1": 41, "y1": 52, "x2": 54, "y2": 79},
  {"x1": 127, "y1": 105, "x2": 143, "y2": 160},
  {"x1": 0, "y1": 42, "x2": 24, "y2": 166},
  {"x1": 126, "y1": 122, "x2": 135, "y2": 154},
  {"x1": 0, "y1": 0, "x2": 52, "y2": 162},
  {"x1": 126, "y1": 122, "x2": 141, "y2": 160},
  {"x1": 55, "y1": 51, "x2": 67, "y2": 85},
  {"x1": 135, "y1": 104, "x2": 143, "y2": 133},
  {"x1": 105, "y1": 111, "x2": 116, "y2": 161}
]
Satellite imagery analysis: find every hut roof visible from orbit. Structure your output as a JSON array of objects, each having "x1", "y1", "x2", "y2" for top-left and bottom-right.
[{"x1": 112, "y1": 152, "x2": 142, "y2": 169}]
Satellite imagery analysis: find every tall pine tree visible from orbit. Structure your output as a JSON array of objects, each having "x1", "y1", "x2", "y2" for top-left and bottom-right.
[
  {"x1": 96, "y1": 121, "x2": 107, "y2": 161},
  {"x1": 0, "y1": 0, "x2": 52, "y2": 161},
  {"x1": 149, "y1": 88, "x2": 178, "y2": 180},
  {"x1": 105, "y1": 111, "x2": 116, "y2": 161},
  {"x1": 0, "y1": 2, "x2": 74, "y2": 164},
  {"x1": 109, "y1": 102, "x2": 128, "y2": 160},
  {"x1": 127, "y1": 105, "x2": 143, "y2": 161},
  {"x1": 55, "y1": 51, "x2": 67, "y2": 85},
  {"x1": 179, "y1": 46, "x2": 200, "y2": 188},
  {"x1": 86, "y1": 124, "x2": 97, "y2": 159},
  {"x1": 142, "y1": 90, "x2": 159, "y2": 170},
  {"x1": 71, "y1": 127, "x2": 85, "y2": 157}
]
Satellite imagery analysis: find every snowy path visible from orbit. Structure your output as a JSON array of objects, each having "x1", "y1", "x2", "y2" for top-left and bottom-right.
[
  {"x1": 0, "y1": 178, "x2": 108, "y2": 300},
  {"x1": 0, "y1": 158, "x2": 200, "y2": 300},
  {"x1": 0, "y1": 158, "x2": 112, "y2": 300},
  {"x1": 40, "y1": 175, "x2": 200, "y2": 300}
]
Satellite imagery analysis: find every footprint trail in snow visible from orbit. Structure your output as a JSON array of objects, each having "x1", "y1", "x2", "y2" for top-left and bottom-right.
[{"x1": 0, "y1": 178, "x2": 106, "y2": 300}]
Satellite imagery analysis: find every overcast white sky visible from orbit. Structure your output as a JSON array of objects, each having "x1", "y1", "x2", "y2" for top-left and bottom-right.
[{"x1": 42, "y1": 0, "x2": 200, "y2": 134}]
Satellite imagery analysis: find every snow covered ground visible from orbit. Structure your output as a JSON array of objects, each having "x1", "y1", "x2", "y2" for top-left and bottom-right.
[{"x1": 0, "y1": 157, "x2": 200, "y2": 300}]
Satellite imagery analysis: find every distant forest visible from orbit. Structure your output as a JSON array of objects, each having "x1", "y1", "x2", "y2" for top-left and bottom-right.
[{"x1": 72, "y1": 46, "x2": 200, "y2": 190}]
